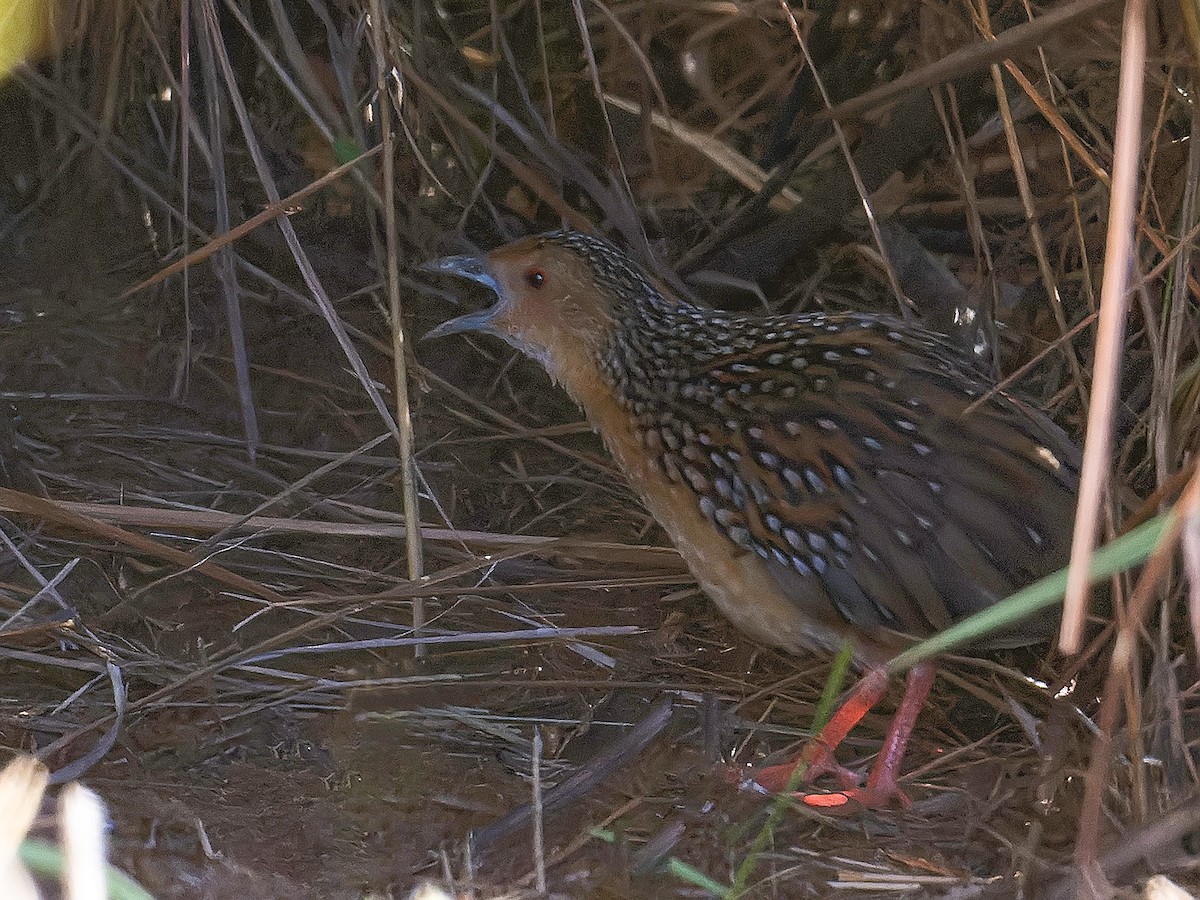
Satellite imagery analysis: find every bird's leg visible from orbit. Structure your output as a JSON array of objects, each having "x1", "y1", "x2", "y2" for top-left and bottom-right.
[
  {"x1": 802, "y1": 661, "x2": 936, "y2": 809},
  {"x1": 740, "y1": 667, "x2": 890, "y2": 793},
  {"x1": 737, "y1": 662, "x2": 936, "y2": 810}
]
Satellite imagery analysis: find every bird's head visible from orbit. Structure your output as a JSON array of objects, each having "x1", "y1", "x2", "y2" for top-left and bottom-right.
[{"x1": 423, "y1": 231, "x2": 655, "y2": 384}]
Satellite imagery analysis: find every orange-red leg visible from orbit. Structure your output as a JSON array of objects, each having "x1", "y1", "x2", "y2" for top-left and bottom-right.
[{"x1": 737, "y1": 662, "x2": 936, "y2": 810}]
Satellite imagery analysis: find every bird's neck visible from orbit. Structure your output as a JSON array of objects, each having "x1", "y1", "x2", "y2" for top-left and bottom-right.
[
  {"x1": 594, "y1": 291, "x2": 748, "y2": 408},
  {"x1": 537, "y1": 291, "x2": 698, "y2": 434}
]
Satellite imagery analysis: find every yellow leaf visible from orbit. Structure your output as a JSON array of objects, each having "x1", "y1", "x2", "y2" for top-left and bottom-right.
[{"x1": 0, "y1": 1, "x2": 52, "y2": 81}]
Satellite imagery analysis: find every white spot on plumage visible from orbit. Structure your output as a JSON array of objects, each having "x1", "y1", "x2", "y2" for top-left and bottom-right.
[
  {"x1": 804, "y1": 469, "x2": 827, "y2": 493},
  {"x1": 757, "y1": 451, "x2": 781, "y2": 469},
  {"x1": 684, "y1": 465, "x2": 708, "y2": 492},
  {"x1": 1036, "y1": 446, "x2": 1062, "y2": 470}
]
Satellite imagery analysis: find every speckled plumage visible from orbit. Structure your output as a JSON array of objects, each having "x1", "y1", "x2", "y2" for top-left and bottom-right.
[{"x1": 426, "y1": 230, "x2": 1079, "y2": 665}]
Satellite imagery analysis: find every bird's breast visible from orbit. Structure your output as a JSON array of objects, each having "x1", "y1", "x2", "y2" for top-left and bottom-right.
[{"x1": 565, "y1": 366, "x2": 859, "y2": 658}]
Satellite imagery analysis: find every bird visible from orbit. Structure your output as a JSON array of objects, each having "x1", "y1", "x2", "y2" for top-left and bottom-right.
[{"x1": 423, "y1": 229, "x2": 1079, "y2": 809}]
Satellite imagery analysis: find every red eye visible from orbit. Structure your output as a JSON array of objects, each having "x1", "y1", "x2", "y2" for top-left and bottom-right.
[{"x1": 524, "y1": 267, "x2": 547, "y2": 289}]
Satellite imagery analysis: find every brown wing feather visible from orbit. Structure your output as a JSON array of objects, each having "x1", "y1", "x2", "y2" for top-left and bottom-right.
[{"x1": 637, "y1": 313, "x2": 1078, "y2": 648}]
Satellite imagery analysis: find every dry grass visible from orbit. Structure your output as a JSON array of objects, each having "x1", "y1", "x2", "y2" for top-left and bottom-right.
[{"x1": 0, "y1": 0, "x2": 1196, "y2": 897}]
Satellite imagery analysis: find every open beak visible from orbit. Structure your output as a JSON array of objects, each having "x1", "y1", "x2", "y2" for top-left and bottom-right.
[{"x1": 420, "y1": 255, "x2": 503, "y2": 340}]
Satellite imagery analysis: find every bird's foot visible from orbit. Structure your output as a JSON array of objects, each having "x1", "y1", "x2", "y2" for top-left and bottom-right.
[
  {"x1": 731, "y1": 749, "x2": 862, "y2": 794},
  {"x1": 729, "y1": 754, "x2": 912, "y2": 810},
  {"x1": 728, "y1": 662, "x2": 936, "y2": 812}
]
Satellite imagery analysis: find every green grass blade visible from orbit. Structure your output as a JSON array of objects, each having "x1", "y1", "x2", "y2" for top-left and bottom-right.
[
  {"x1": 19, "y1": 839, "x2": 157, "y2": 900},
  {"x1": 589, "y1": 827, "x2": 731, "y2": 897},
  {"x1": 887, "y1": 511, "x2": 1172, "y2": 674}
]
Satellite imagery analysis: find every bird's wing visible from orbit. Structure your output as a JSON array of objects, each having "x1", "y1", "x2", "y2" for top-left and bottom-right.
[{"x1": 653, "y1": 316, "x2": 1078, "y2": 645}]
